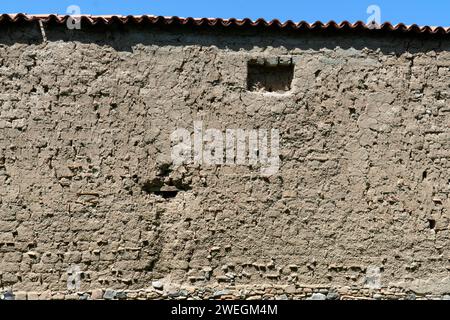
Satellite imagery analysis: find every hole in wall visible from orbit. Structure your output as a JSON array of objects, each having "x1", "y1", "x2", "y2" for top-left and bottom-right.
[
  {"x1": 422, "y1": 170, "x2": 428, "y2": 180},
  {"x1": 142, "y1": 178, "x2": 176, "y2": 198},
  {"x1": 247, "y1": 57, "x2": 294, "y2": 93},
  {"x1": 141, "y1": 166, "x2": 192, "y2": 199},
  {"x1": 157, "y1": 163, "x2": 172, "y2": 176},
  {"x1": 428, "y1": 219, "x2": 436, "y2": 230},
  {"x1": 152, "y1": 189, "x2": 179, "y2": 199}
]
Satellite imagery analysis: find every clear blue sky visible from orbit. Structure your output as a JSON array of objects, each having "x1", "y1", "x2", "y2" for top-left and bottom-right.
[{"x1": 0, "y1": 0, "x2": 448, "y2": 27}]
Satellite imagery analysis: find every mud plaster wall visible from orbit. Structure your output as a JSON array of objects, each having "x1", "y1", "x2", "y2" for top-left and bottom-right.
[{"x1": 0, "y1": 23, "x2": 450, "y2": 297}]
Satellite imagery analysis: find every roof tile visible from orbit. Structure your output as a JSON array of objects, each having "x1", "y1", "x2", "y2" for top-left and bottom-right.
[{"x1": 0, "y1": 14, "x2": 448, "y2": 35}]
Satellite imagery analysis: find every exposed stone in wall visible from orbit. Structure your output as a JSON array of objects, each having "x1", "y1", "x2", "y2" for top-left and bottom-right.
[
  {"x1": 0, "y1": 24, "x2": 449, "y2": 297},
  {"x1": 2, "y1": 285, "x2": 449, "y2": 300}
]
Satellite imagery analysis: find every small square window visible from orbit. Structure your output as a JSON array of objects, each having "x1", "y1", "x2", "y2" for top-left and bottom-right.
[{"x1": 247, "y1": 57, "x2": 294, "y2": 93}]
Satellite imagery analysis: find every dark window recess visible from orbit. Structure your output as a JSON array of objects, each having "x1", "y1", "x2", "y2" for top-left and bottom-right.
[{"x1": 247, "y1": 57, "x2": 294, "y2": 93}]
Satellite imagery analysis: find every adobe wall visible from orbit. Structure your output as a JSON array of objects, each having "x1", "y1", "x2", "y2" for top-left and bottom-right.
[{"x1": 0, "y1": 23, "x2": 449, "y2": 299}]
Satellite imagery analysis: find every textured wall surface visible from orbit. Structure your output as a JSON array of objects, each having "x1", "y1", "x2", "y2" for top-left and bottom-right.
[{"x1": 0, "y1": 23, "x2": 450, "y2": 299}]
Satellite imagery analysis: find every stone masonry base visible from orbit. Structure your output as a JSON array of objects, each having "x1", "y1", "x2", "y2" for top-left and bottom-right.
[{"x1": 2, "y1": 284, "x2": 449, "y2": 300}]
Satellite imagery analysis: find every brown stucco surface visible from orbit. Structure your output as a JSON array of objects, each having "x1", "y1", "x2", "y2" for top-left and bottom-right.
[{"x1": 0, "y1": 22, "x2": 450, "y2": 299}]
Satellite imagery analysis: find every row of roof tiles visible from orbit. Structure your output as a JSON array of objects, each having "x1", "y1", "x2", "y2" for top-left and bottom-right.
[{"x1": 0, "y1": 14, "x2": 449, "y2": 35}]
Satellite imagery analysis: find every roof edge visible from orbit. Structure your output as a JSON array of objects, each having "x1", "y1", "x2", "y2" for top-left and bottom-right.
[{"x1": 0, "y1": 14, "x2": 449, "y2": 35}]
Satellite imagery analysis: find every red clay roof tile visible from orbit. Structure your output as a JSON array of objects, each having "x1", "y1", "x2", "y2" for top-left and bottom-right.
[{"x1": 0, "y1": 14, "x2": 448, "y2": 35}]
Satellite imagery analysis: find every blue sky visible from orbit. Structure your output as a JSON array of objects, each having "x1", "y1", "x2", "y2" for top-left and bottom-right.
[{"x1": 0, "y1": 0, "x2": 448, "y2": 27}]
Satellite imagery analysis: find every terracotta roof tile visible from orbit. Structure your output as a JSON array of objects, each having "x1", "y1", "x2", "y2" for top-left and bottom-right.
[{"x1": 0, "y1": 14, "x2": 449, "y2": 35}]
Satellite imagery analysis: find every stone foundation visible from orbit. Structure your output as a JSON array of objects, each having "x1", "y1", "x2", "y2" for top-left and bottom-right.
[{"x1": 3, "y1": 284, "x2": 450, "y2": 300}]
